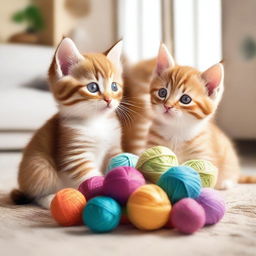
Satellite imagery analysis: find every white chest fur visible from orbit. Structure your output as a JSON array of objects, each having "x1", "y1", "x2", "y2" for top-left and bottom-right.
[
  {"x1": 62, "y1": 114, "x2": 121, "y2": 170},
  {"x1": 156, "y1": 113, "x2": 209, "y2": 141},
  {"x1": 152, "y1": 113, "x2": 211, "y2": 157}
]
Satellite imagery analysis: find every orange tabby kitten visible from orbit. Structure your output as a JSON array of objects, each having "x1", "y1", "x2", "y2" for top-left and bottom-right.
[
  {"x1": 121, "y1": 59, "x2": 155, "y2": 155},
  {"x1": 124, "y1": 44, "x2": 241, "y2": 189},
  {"x1": 148, "y1": 45, "x2": 240, "y2": 189},
  {"x1": 11, "y1": 38, "x2": 124, "y2": 208}
]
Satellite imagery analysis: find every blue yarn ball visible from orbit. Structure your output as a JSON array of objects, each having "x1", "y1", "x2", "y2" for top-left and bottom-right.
[
  {"x1": 157, "y1": 166, "x2": 202, "y2": 204},
  {"x1": 105, "y1": 153, "x2": 139, "y2": 173},
  {"x1": 83, "y1": 196, "x2": 121, "y2": 233}
]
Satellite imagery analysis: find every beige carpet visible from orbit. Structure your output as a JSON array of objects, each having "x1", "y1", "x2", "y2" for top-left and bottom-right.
[{"x1": 0, "y1": 153, "x2": 256, "y2": 256}]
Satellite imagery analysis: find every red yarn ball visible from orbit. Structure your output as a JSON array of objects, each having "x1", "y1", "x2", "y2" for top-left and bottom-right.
[
  {"x1": 120, "y1": 207, "x2": 130, "y2": 225},
  {"x1": 103, "y1": 166, "x2": 146, "y2": 205},
  {"x1": 78, "y1": 176, "x2": 104, "y2": 200},
  {"x1": 170, "y1": 198, "x2": 206, "y2": 234}
]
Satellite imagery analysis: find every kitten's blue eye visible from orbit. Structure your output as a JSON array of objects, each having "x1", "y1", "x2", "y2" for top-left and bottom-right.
[
  {"x1": 180, "y1": 94, "x2": 192, "y2": 104},
  {"x1": 87, "y1": 82, "x2": 99, "y2": 93},
  {"x1": 158, "y1": 88, "x2": 168, "y2": 98},
  {"x1": 111, "y1": 82, "x2": 118, "y2": 92}
]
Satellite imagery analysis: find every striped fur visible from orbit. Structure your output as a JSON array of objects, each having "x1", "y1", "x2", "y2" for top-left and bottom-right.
[
  {"x1": 122, "y1": 59, "x2": 155, "y2": 155},
  {"x1": 11, "y1": 38, "x2": 124, "y2": 208},
  {"x1": 124, "y1": 44, "x2": 243, "y2": 189}
]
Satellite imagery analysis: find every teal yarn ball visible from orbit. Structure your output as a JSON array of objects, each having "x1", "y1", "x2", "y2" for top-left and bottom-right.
[
  {"x1": 157, "y1": 166, "x2": 202, "y2": 204},
  {"x1": 83, "y1": 196, "x2": 121, "y2": 233},
  {"x1": 106, "y1": 153, "x2": 139, "y2": 173}
]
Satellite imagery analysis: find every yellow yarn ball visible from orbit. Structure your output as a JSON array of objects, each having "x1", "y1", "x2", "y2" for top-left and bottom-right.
[
  {"x1": 183, "y1": 159, "x2": 218, "y2": 188},
  {"x1": 136, "y1": 146, "x2": 178, "y2": 183},
  {"x1": 127, "y1": 184, "x2": 172, "y2": 230}
]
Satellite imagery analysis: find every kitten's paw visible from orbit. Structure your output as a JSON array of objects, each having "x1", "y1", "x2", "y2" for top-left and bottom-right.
[
  {"x1": 216, "y1": 180, "x2": 236, "y2": 190},
  {"x1": 36, "y1": 194, "x2": 55, "y2": 209}
]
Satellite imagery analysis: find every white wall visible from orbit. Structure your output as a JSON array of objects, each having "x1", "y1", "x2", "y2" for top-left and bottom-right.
[
  {"x1": 217, "y1": 0, "x2": 256, "y2": 139},
  {"x1": 0, "y1": 0, "x2": 30, "y2": 42},
  {"x1": 72, "y1": 0, "x2": 116, "y2": 53}
]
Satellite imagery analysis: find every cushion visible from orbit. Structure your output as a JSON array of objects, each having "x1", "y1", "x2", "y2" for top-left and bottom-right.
[
  {"x1": 0, "y1": 88, "x2": 56, "y2": 130},
  {"x1": 0, "y1": 44, "x2": 54, "y2": 91}
]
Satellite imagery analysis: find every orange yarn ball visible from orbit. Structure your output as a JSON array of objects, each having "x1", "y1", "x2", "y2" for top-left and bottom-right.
[
  {"x1": 51, "y1": 188, "x2": 86, "y2": 226},
  {"x1": 127, "y1": 184, "x2": 172, "y2": 230}
]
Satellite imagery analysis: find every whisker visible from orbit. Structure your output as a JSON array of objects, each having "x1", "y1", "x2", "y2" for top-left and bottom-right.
[
  {"x1": 119, "y1": 104, "x2": 147, "y2": 120},
  {"x1": 123, "y1": 96, "x2": 149, "y2": 104},
  {"x1": 121, "y1": 102, "x2": 146, "y2": 110},
  {"x1": 116, "y1": 106, "x2": 133, "y2": 128},
  {"x1": 118, "y1": 105, "x2": 134, "y2": 121},
  {"x1": 118, "y1": 104, "x2": 135, "y2": 123}
]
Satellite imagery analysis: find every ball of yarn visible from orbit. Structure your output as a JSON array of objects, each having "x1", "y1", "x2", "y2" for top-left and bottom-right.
[
  {"x1": 195, "y1": 188, "x2": 226, "y2": 225},
  {"x1": 106, "y1": 153, "x2": 139, "y2": 173},
  {"x1": 170, "y1": 198, "x2": 206, "y2": 234},
  {"x1": 183, "y1": 159, "x2": 218, "y2": 188},
  {"x1": 103, "y1": 166, "x2": 145, "y2": 205},
  {"x1": 136, "y1": 146, "x2": 178, "y2": 183},
  {"x1": 51, "y1": 188, "x2": 86, "y2": 226},
  {"x1": 157, "y1": 166, "x2": 202, "y2": 203},
  {"x1": 127, "y1": 184, "x2": 171, "y2": 230},
  {"x1": 83, "y1": 196, "x2": 121, "y2": 233},
  {"x1": 78, "y1": 176, "x2": 104, "y2": 200}
]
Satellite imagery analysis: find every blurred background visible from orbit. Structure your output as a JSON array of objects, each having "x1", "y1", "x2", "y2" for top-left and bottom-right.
[{"x1": 0, "y1": 0, "x2": 255, "y2": 178}]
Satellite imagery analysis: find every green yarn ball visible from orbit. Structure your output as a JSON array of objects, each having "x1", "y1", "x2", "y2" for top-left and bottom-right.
[
  {"x1": 105, "y1": 153, "x2": 139, "y2": 173},
  {"x1": 136, "y1": 146, "x2": 178, "y2": 183},
  {"x1": 183, "y1": 159, "x2": 218, "y2": 188}
]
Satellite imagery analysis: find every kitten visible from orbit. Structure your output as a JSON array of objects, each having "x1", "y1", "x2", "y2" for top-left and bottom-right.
[
  {"x1": 124, "y1": 44, "x2": 241, "y2": 189},
  {"x1": 123, "y1": 45, "x2": 243, "y2": 189},
  {"x1": 11, "y1": 38, "x2": 124, "y2": 208}
]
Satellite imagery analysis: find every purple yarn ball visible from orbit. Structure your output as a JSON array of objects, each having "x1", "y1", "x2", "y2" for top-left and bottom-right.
[
  {"x1": 78, "y1": 176, "x2": 104, "y2": 200},
  {"x1": 170, "y1": 198, "x2": 206, "y2": 234},
  {"x1": 103, "y1": 166, "x2": 146, "y2": 205},
  {"x1": 195, "y1": 188, "x2": 226, "y2": 225}
]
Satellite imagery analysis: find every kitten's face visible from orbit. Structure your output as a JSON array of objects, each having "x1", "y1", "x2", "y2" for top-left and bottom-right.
[
  {"x1": 49, "y1": 38, "x2": 123, "y2": 119},
  {"x1": 150, "y1": 44, "x2": 224, "y2": 126}
]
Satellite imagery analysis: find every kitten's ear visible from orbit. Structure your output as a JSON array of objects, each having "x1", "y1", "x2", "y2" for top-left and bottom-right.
[
  {"x1": 106, "y1": 40, "x2": 123, "y2": 74},
  {"x1": 155, "y1": 43, "x2": 175, "y2": 76},
  {"x1": 54, "y1": 37, "x2": 84, "y2": 78},
  {"x1": 201, "y1": 63, "x2": 224, "y2": 102}
]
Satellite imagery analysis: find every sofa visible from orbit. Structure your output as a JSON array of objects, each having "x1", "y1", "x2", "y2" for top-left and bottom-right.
[{"x1": 0, "y1": 44, "x2": 57, "y2": 150}]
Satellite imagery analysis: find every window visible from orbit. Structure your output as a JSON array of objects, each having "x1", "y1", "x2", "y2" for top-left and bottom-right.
[
  {"x1": 117, "y1": 0, "x2": 222, "y2": 70},
  {"x1": 117, "y1": 0, "x2": 162, "y2": 62}
]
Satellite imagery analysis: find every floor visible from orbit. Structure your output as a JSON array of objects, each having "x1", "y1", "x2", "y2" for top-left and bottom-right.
[{"x1": 0, "y1": 141, "x2": 255, "y2": 256}]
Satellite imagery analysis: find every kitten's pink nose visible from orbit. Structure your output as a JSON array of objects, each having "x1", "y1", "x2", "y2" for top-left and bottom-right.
[
  {"x1": 104, "y1": 97, "x2": 112, "y2": 105},
  {"x1": 164, "y1": 105, "x2": 172, "y2": 111}
]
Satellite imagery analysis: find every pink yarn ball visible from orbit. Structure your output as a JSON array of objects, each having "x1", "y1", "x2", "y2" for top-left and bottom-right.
[
  {"x1": 196, "y1": 188, "x2": 226, "y2": 225},
  {"x1": 103, "y1": 166, "x2": 146, "y2": 205},
  {"x1": 170, "y1": 198, "x2": 206, "y2": 234},
  {"x1": 78, "y1": 176, "x2": 104, "y2": 200}
]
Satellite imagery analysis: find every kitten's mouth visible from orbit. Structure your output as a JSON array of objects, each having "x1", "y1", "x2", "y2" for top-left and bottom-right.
[
  {"x1": 164, "y1": 110, "x2": 172, "y2": 115},
  {"x1": 163, "y1": 105, "x2": 174, "y2": 116},
  {"x1": 163, "y1": 110, "x2": 175, "y2": 118},
  {"x1": 102, "y1": 98, "x2": 113, "y2": 110},
  {"x1": 102, "y1": 104, "x2": 113, "y2": 111}
]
